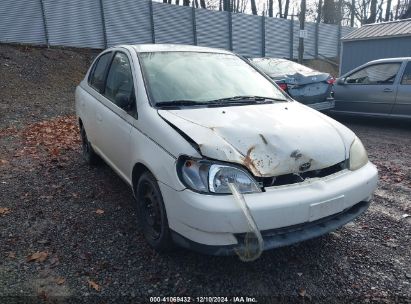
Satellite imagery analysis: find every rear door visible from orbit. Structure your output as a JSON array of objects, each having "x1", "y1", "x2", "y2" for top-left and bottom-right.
[
  {"x1": 391, "y1": 61, "x2": 411, "y2": 118},
  {"x1": 333, "y1": 62, "x2": 402, "y2": 116},
  {"x1": 81, "y1": 51, "x2": 113, "y2": 144}
]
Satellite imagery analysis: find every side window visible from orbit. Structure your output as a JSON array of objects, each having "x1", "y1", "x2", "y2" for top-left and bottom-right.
[
  {"x1": 401, "y1": 62, "x2": 411, "y2": 85},
  {"x1": 104, "y1": 52, "x2": 135, "y2": 108},
  {"x1": 89, "y1": 52, "x2": 112, "y2": 92},
  {"x1": 345, "y1": 63, "x2": 401, "y2": 85}
]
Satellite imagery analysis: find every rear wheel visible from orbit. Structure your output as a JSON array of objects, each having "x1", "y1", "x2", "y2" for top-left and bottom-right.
[
  {"x1": 80, "y1": 126, "x2": 100, "y2": 166},
  {"x1": 136, "y1": 171, "x2": 173, "y2": 251}
]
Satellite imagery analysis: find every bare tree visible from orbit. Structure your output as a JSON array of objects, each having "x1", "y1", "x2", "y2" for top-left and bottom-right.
[
  {"x1": 317, "y1": 0, "x2": 323, "y2": 22},
  {"x1": 268, "y1": 0, "x2": 273, "y2": 17},
  {"x1": 365, "y1": 0, "x2": 378, "y2": 23},
  {"x1": 250, "y1": 0, "x2": 258, "y2": 15},
  {"x1": 200, "y1": 0, "x2": 206, "y2": 8},
  {"x1": 385, "y1": 0, "x2": 392, "y2": 21},
  {"x1": 277, "y1": 0, "x2": 290, "y2": 18},
  {"x1": 400, "y1": 0, "x2": 411, "y2": 18},
  {"x1": 298, "y1": 0, "x2": 306, "y2": 63}
]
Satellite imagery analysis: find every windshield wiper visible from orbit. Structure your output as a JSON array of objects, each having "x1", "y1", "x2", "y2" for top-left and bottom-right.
[
  {"x1": 155, "y1": 96, "x2": 287, "y2": 108},
  {"x1": 207, "y1": 95, "x2": 287, "y2": 104}
]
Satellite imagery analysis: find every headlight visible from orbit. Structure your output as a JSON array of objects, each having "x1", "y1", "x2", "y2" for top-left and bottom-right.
[
  {"x1": 177, "y1": 157, "x2": 261, "y2": 194},
  {"x1": 349, "y1": 137, "x2": 368, "y2": 170}
]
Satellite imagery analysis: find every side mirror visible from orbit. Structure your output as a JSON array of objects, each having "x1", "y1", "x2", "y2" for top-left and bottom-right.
[
  {"x1": 115, "y1": 93, "x2": 132, "y2": 110},
  {"x1": 336, "y1": 77, "x2": 346, "y2": 85}
]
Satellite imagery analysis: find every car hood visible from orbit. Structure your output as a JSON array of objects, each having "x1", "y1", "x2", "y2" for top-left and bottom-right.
[{"x1": 158, "y1": 102, "x2": 354, "y2": 177}]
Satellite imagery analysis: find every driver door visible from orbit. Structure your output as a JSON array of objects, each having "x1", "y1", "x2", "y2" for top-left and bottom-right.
[
  {"x1": 334, "y1": 62, "x2": 402, "y2": 116},
  {"x1": 93, "y1": 51, "x2": 136, "y2": 181}
]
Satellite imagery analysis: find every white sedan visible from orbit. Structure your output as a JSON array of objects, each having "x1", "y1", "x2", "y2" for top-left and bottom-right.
[{"x1": 75, "y1": 44, "x2": 378, "y2": 260}]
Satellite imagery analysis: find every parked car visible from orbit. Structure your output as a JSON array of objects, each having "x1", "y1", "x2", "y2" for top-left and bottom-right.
[
  {"x1": 332, "y1": 57, "x2": 411, "y2": 119},
  {"x1": 76, "y1": 44, "x2": 378, "y2": 258},
  {"x1": 249, "y1": 57, "x2": 335, "y2": 111}
]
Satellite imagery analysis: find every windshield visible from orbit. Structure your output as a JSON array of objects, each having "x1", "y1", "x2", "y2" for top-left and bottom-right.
[
  {"x1": 139, "y1": 52, "x2": 286, "y2": 106},
  {"x1": 251, "y1": 58, "x2": 315, "y2": 77}
]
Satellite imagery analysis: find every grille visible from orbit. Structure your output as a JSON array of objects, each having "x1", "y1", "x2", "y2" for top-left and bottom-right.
[{"x1": 257, "y1": 160, "x2": 347, "y2": 188}]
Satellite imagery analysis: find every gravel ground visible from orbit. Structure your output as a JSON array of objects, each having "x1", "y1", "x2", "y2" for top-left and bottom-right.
[{"x1": 0, "y1": 44, "x2": 410, "y2": 303}]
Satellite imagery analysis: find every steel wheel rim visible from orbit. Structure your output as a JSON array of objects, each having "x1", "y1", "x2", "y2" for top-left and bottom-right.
[{"x1": 139, "y1": 181, "x2": 162, "y2": 240}]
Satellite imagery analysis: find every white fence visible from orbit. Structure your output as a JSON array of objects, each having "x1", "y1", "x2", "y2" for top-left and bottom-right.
[{"x1": 0, "y1": 0, "x2": 354, "y2": 59}]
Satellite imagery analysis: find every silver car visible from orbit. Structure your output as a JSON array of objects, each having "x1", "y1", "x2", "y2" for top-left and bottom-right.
[{"x1": 332, "y1": 58, "x2": 411, "y2": 119}]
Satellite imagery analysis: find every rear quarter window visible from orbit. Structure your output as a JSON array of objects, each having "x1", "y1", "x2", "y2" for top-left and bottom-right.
[{"x1": 88, "y1": 52, "x2": 112, "y2": 92}]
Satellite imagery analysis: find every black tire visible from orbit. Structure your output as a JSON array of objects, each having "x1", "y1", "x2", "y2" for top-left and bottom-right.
[
  {"x1": 80, "y1": 126, "x2": 100, "y2": 166},
  {"x1": 136, "y1": 171, "x2": 173, "y2": 252}
]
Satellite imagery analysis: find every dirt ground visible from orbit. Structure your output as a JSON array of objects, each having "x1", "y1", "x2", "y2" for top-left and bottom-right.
[{"x1": 0, "y1": 44, "x2": 410, "y2": 303}]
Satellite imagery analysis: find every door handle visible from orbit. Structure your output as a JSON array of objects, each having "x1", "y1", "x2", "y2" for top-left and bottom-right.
[
  {"x1": 96, "y1": 114, "x2": 102, "y2": 122},
  {"x1": 383, "y1": 88, "x2": 393, "y2": 92}
]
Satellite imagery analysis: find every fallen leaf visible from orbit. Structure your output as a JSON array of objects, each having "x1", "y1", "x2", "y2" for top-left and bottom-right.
[
  {"x1": 8, "y1": 252, "x2": 16, "y2": 259},
  {"x1": 402, "y1": 214, "x2": 410, "y2": 219},
  {"x1": 0, "y1": 208, "x2": 11, "y2": 216},
  {"x1": 27, "y1": 251, "x2": 48, "y2": 263},
  {"x1": 95, "y1": 209, "x2": 104, "y2": 215},
  {"x1": 0, "y1": 159, "x2": 9, "y2": 165},
  {"x1": 56, "y1": 277, "x2": 65, "y2": 285},
  {"x1": 88, "y1": 280, "x2": 100, "y2": 291},
  {"x1": 298, "y1": 287, "x2": 306, "y2": 297}
]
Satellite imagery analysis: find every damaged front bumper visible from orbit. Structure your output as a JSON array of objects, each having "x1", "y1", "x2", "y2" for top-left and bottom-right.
[
  {"x1": 171, "y1": 200, "x2": 370, "y2": 256},
  {"x1": 160, "y1": 161, "x2": 378, "y2": 255}
]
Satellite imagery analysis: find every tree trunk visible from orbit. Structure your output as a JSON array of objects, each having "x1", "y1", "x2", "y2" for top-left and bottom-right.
[
  {"x1": 183, "y1": 0, "x2": 190, "y2": 6},
  {"x1": 400, "y1": 1, "x2": 411, "y2": 19},
  {"x1": 350, "y1": 0, "x2": 355, "y2": 26},
  {"x1": 317, "y1": 0, "x2": 323, "y2": 23},
  {"x1": 250, "y1": 0, "x2": 258, "y2": 15},
  {"x1": 278, "y1": 0, "x2": 283, "y2": 17},
  {"x1": 365, "y1": 0, "x2": 377, "y2": 23},
  {"x1": 283, "y1": 0, "x2": 290, "y2": 19},
  {"x1": 298, "y1": 0, "x2": 306, "y2": 63},
  {"x1": 199, "y1": 0, "x2": 206, "y2": 8},
  {"x1": 385, "y1": 0, "x2": 392, "y2": 21},
  {"x1": 163, "y1": 0, "x2": 167, "y2": 3},
  {"x1": 268, "y1": 0, "x2": 273, "y2": 17},
  {"x1": 176, "y1": 0, "x2": 180, "y2": 5}
]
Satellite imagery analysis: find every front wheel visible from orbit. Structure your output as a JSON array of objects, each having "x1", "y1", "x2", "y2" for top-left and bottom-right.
[{"x1": 136, "y1": 171, "x2": 173, "y2": 252}]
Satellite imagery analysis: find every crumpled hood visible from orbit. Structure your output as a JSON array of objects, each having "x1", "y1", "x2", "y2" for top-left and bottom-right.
[{"x1": 158, "y1": 102, "x2": 355, "y2": 177}]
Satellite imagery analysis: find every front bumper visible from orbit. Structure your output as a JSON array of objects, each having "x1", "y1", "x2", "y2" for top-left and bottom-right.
[
  {"x1": 307, "y1": 98, "x2": 335, "y2": 111},
  {"x1": 160, "y1": 161, "x2": 378, "y2": 253},
  {"x1": 171, "y1": 200, "x2": 370, "y2": 256}
]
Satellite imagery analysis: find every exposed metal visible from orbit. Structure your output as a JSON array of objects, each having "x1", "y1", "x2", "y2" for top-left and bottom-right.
[
  {"x1": 342, "y1": 19, "x2": 411, "y2": 41},
  {"x1": 42, "y1": 0, "x2": 104, "y2": 49}
]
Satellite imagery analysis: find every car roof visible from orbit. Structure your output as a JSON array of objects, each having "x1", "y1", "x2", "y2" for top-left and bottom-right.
[
  {"x1": 367, "y1": 57, "x2": 411, "y2": 64},
  {"x1": 116, "y1": 44, "x2": 233, "y2": 54}
]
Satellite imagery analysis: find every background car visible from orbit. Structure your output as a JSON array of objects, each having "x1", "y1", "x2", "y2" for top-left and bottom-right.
[
  {"x1": 332, "y1": 58, "x2": 411, "y2": 119},
  {"x1": 249, "y1": 57, "x2": 335, "y2": 111}
]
